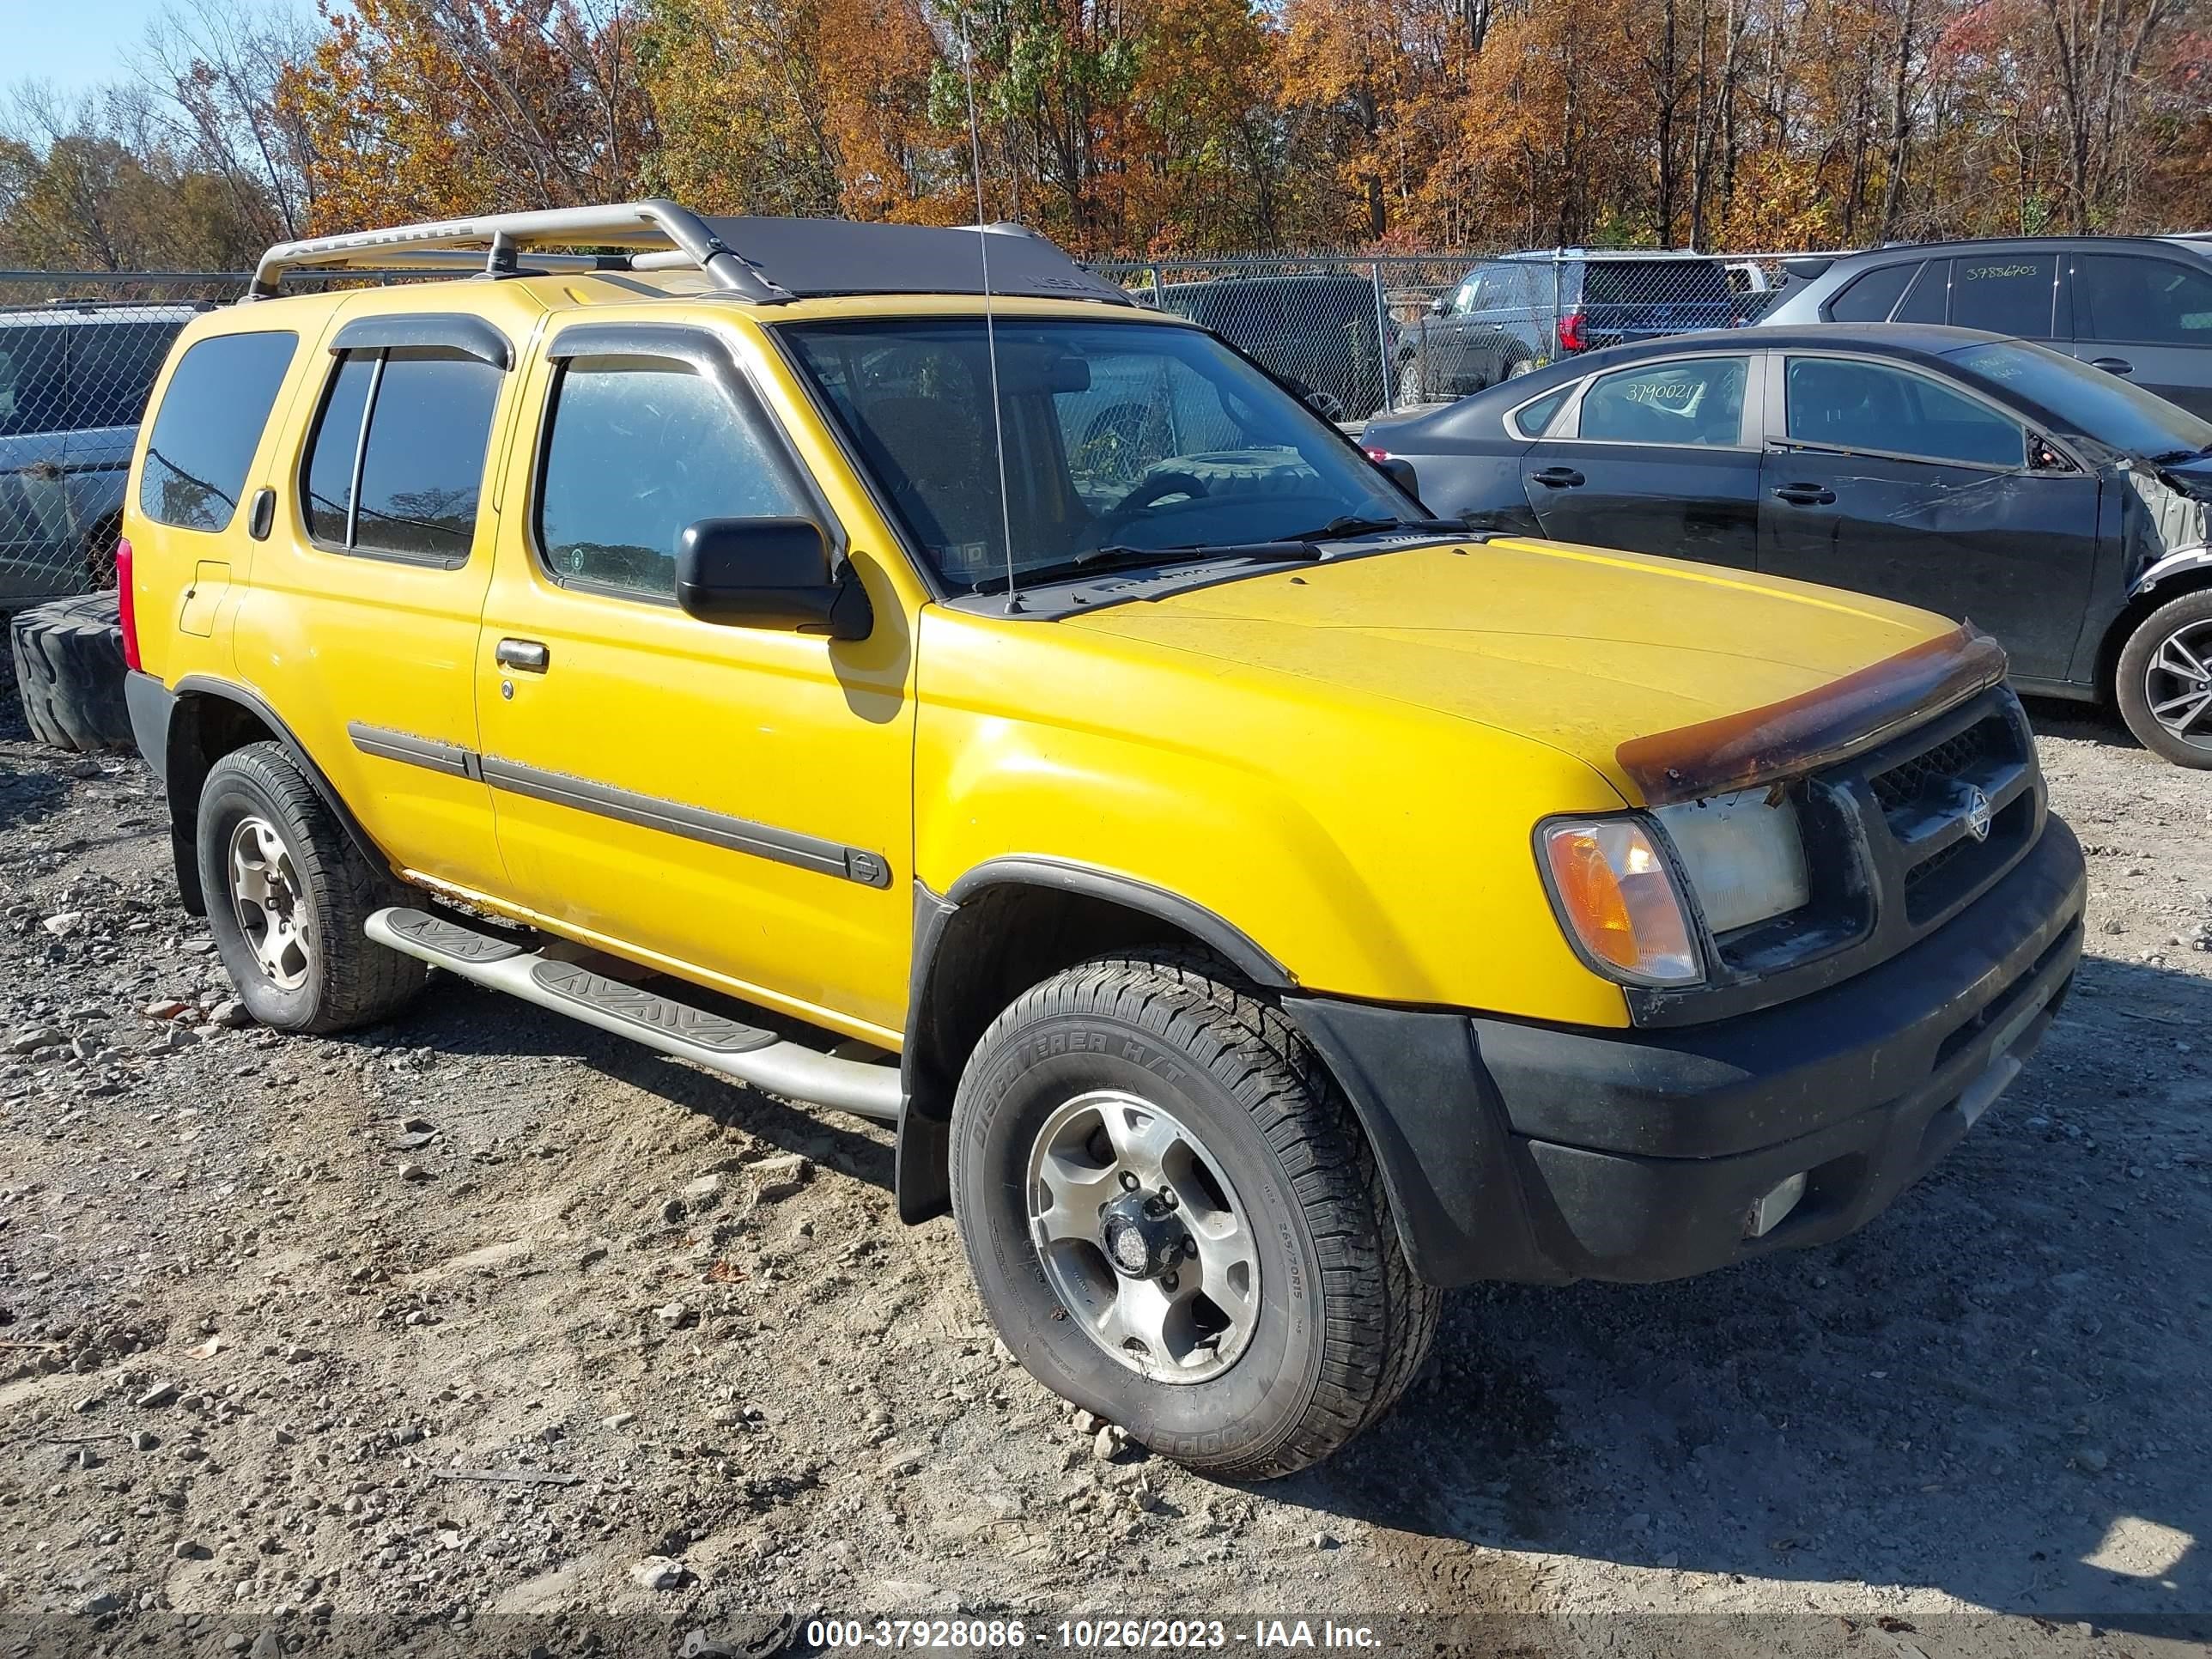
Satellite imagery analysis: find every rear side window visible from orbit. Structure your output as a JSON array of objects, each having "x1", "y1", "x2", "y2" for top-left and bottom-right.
[
  {"x1": 1510, "y1": 385, "x2": 1572, "y2": 438},
  {"x1": 1893, "y1": 259, "x2": 1950, "y2": 323},
  {"x1": 1826, "y1": 264, "x2": 1917, "y2": 323},
  {"x1": 536, "y1": 356, "x2": 811, "y2": 601},
  {"x1": 1951, "y1": 255, "x2": 2057, "y2": 337},
  {"x1": 76, "y1": 320, "x2": 190, "y2": 428},
  {"x1": 138, "y1": 331, "x2": 297, "y2": 532},
  {"x1": 2074, "y1": 254, "x2": 2212, "y2": 345},
  {"x1": 301, "y1": 346, "x2": 503, "y2": 562},
  {"x1": 1577, "y1": 356, "x2": 1749, "y2": 447},
  {"x1": 0, "y1": 326, "x2": 67, "y2": 436}
]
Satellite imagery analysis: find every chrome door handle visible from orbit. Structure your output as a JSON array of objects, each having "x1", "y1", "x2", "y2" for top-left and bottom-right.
[{"x1": 495, "y1": 638, "x2": 550, "y2": 672}]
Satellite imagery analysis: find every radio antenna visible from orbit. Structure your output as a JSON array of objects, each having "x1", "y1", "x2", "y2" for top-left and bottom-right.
[{"x1": 961, "y1": 12, "x2": 1021, "y2": 613}]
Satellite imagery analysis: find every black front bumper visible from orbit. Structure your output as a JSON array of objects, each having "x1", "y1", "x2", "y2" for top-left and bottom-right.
[{"x1": 1285, "y1": 812, "x2": 2087, "y2": 1287}]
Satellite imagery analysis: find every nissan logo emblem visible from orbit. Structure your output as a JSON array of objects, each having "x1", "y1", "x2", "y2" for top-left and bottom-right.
[{"x1": 1961, "y1": 785, "x2": 1993, "y2": 843}]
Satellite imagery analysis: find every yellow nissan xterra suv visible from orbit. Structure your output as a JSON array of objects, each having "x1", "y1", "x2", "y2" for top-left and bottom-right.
[{"x1": 117, "y1": 203, "x2": 2086, "y2": 1480}]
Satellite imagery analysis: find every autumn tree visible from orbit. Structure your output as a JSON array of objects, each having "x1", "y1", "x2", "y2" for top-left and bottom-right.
[{"x1": 277, "y1": 0, "x2": 653, "y2": 229}]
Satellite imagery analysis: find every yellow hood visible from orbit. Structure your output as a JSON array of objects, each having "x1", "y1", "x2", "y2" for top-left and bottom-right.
[{"x1": 1063, "y1": 536, "x2": 1957, "y2": 799}]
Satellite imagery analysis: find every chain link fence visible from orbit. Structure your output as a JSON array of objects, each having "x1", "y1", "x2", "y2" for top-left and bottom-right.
[
  {"x1": 2, "y1": 252, "x2": 1808, "y2": 604},
  {"x1": 1092, "y1": 251, "x2": 1802, "y2": 423},
  {"x1": 0, "y1": 271, "x2": 419, "y2": 605}
]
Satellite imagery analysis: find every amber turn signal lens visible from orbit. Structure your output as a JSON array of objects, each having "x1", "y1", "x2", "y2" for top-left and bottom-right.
[{"x1": 1540, "y1": 818, "x2": 1701, "y2": 985}]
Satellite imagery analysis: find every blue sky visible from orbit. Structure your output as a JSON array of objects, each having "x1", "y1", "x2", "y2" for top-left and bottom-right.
[
  {"x1": 9, "y1": 0, "x2": 177, "y2": 96},
  {"x1": 5, "y1": 0, "x2": 316, "y2": 99}
]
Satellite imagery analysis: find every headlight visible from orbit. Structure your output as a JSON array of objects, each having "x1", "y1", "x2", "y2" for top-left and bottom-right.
[
  {"x1": 1654, "y1": 789, "x2": 1810, "y2": 934},
  {"x1": 1538, "y1": 817, "x2": 1701, "y2": 985}
]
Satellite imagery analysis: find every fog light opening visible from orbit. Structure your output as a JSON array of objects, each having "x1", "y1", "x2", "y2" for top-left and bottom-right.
[{"x1": 1747, "y1": 1171, "x2": 1808, "y2": 1239}]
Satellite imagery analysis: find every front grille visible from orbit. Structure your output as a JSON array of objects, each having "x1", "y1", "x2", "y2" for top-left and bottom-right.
[
  {"x1": 1868, "y1": 715, "x2": 2011, "y2": 817},
  {"x1": 1858, "y1": 706, "x2": 2033, "y2": 927}
]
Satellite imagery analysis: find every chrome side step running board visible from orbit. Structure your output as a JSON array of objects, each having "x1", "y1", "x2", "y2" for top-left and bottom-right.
[{"x1": 365, "y1": 907, "x2": 902, "y2": 1121}]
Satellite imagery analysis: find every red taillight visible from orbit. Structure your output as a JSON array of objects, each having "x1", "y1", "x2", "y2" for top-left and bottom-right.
[
  {"x1": 1363, "y1": 445, "x2": 1392, "y2": 462},
  {"x1": 114, "y1": 537, "x2": 142, "y2": 672},
  {"x1": 1558, "y1": 311, "x2": 1588, "y2": 353}
]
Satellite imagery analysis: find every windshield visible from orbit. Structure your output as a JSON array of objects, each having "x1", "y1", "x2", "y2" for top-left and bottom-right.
[
  {"x1": 1942, "y1": 338, "x2": 2212, "y2": 459},
  {"x1": 781, "y1": 318, "x2": 1413, "y2": 592}
]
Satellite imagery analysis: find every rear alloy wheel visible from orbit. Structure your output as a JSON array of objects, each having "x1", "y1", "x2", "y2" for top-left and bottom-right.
[
  {"x1": 2117, "y1": 590, "x2": 2212, "y2": 767},
  {"x1": 1394, "y1": 356, "x2": 1426, "y2": 408},
  {"x1": 951, "y1": 949, "x2": 1439, "y2": 1480},
  {"x1": 198, "y1": 742, "x2": 426, "y2": 1032}
]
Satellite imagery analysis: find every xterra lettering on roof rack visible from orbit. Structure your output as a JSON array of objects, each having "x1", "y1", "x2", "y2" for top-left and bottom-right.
[{"x1": 246, "y1": 198, "x2": 1133, "y2": 308}]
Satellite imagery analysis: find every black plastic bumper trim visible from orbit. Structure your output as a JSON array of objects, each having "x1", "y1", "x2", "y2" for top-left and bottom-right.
[
  {"x1": 125, "y1": 670, "x2": 175, "y2": 784},
  {"x1": 1288, "y1": 812, "x2": 2086, "y2": 1289}
]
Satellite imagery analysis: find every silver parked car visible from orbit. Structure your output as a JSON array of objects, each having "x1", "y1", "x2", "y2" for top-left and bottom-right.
[{"x1": 1, "y1": 301, "x2": 204, "y2": 604}]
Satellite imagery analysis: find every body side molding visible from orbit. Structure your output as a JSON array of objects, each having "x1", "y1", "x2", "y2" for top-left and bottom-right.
[
  {"x1": 347, "y1": 721, "x2": 479, "y2": 779},
  {"x1": 337, "y1": 720, "x2": 892, "y2": 888}
]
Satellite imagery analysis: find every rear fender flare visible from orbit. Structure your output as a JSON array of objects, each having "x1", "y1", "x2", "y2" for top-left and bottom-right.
[{"x1": 167, "y1": 676, "x2": 392, "y2": 904}]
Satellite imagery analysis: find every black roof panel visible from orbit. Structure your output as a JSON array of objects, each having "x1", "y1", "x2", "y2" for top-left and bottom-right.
[{"x1": 699, "y1": 217, "x2": 1133, "y2": 306}]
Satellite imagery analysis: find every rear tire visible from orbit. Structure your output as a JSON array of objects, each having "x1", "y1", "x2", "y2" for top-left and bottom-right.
[
  {"x1": 950, "y1": 949, "x2": 1439, "y2": 1480},
  {"x1": 2115, "y1": 589, "x2": 2212, "y2": 768},
  {"x1": 1394, "y1": 355, "x2": 1425, "y2": 408},
  {"x1": 9, "y1": 591, "x2": 131, "y2": 752},
  {"x1": 197, "y1": 742, "x2": 426, "y2": 1033}
]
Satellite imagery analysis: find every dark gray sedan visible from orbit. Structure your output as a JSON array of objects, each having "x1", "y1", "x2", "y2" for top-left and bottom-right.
[{"x1": 1363, "y1": 323, "x2": 2212, "y2": 765}]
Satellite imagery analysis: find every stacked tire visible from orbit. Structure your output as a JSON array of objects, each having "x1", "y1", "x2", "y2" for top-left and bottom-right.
[{"x1": 9, "y1": 590, "x2": 134, "y2": 752}]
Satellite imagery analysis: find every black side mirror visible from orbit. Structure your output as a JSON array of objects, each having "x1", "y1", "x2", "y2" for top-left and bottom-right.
[
  {"x1": 1427, "y1": 297, "x2": 1449, "y2": 316},
  {"x1": 675, "y1": 518, "x2": 864, "y2": 638},
  {"x1": 1376, "y1": 456, "x2": 1420, "y2": 501}
]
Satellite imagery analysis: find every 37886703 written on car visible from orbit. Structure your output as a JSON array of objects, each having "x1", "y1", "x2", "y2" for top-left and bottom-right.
[{"x1": 116, "y1": 203, "x2": 2085, "y2": 1478}]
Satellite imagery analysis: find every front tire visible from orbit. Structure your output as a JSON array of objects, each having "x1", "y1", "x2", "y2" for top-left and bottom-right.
[
  {"x1": 2116, "y1": 590, "x2": 2212, "y2": 767},
  {"x1": 950, "y1": 951, "x2": 1438, "y2": 1480},
  {"x1": 197, "y1": 742, "x2": 426, "y2": 1032}
]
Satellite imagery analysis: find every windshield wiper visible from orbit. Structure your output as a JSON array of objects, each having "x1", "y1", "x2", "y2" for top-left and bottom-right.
[
  {"x1": 969, "y1": 540, "x2": 1320, "y2": 596},
  {"x1": 1276, "y1": 514, "x2": 1469, "y2": 542},
  {"x1": 2148, "y1": 444, "x2": 2212, "y2": 464}
]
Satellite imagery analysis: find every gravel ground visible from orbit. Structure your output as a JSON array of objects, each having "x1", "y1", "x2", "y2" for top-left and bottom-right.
[{"x1": 1, "y1": 670, "x2": 2208, "y2": 1659}]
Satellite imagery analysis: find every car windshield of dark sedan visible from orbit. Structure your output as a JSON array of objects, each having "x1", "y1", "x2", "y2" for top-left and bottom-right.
[
  {"x1": 781, "y1": 318, "x2": 1414, "y2": 592},
  {"x1": 1943, "y1": 338, "x2": 2212, "y2": 459}
]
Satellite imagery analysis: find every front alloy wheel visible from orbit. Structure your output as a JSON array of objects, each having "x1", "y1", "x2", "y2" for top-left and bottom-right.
[
  {"x1": 1027, "y1": 1089, "x2": 1261, "y2": 1384},
  {"x1": 2143, "y1": 622, "x2": 2212, "y2": 745},
  {"x1": 2117, "y1": 590, "x2": 2212, "y2": 767},
  {"x1": 951, "y1": 949, "x2": 1439, "y2": 1480}
]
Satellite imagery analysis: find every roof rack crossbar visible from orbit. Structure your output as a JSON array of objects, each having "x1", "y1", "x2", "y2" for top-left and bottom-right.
[{"x1": 248, "y1": 199, "x2": 786, "y2": 301}]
